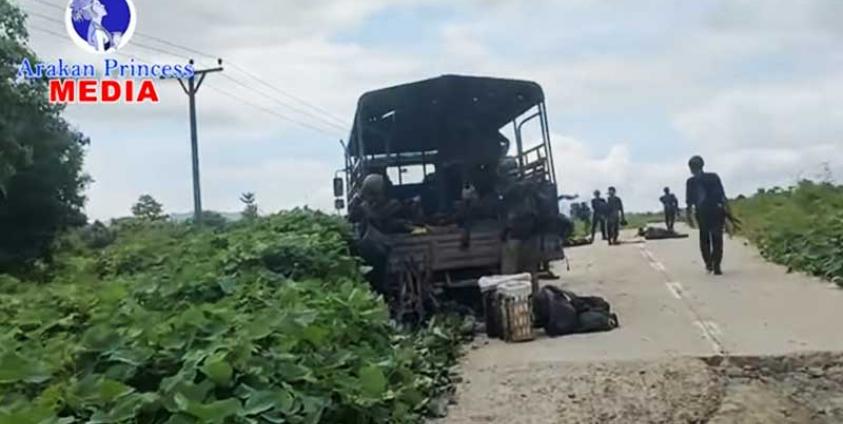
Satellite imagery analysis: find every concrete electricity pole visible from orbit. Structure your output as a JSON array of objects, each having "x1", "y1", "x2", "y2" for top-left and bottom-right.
[{"x1": 177, "y1": 58, "x2": 223, "y2": 223}]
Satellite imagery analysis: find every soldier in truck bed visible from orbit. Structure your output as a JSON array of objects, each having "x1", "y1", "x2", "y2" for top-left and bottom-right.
[{"x1": 348, "y1": 173, "x2": 413, "y2": 234}]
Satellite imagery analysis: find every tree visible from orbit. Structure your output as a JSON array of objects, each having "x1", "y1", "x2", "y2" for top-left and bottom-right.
[
  {"x1": 131, "y1": 195, "x2": 166, "y2": 221},
  {"x1": 240, "y1": 192, "x2": 258, "y2": 220},
  {"x1": 0, "y1": 1, "x2": 90, "y2": 270},
  {"x1": 79, "y1": 220, "x2": 116, "y2": 249}
]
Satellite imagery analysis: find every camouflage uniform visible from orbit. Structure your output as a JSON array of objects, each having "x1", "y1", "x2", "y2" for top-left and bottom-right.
[{"x1": 501, "y1": 180, "x2": 542, "y2": 293}]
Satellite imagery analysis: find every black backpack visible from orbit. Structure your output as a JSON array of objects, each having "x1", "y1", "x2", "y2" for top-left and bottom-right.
[
  {"x1": 567, "y1": 290, "x2": 619, "y2": 333},
  {"x1": 533, "y1": 286, "x2": 579, "y2": 336},
  {"x1": 534, "y1": 286, "x2": 619, "y2": 336}
]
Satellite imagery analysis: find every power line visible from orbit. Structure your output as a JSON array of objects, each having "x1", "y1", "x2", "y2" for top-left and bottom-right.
[
  {"x1": 25, "y1": 25, "x2": 336, "y2": 135},
  {"x1": 226, "y1": 62, "x2": 349, "y2": 127},
  {"x1": 27, "y1": 24, "x2": 341, "y2": 134},
  {"x1": 26, "y1": 0, "x2": 214, "y2": 59},
  {"x1": 24, "y1": 10, "x2": 200, "y2": 60},
  {"x1": 218, "y1": 73, "x2": 346, "y2": 132},
  {"x1": 27, "y1": 26, "x2": 170, "y2": 75},
  {"x1": 25, "y1": 0, "x2": 63, "y2": 11},
  {"x1": 22, "y1": 1, "x2": 348, "y2": 136},
  {"x1": 23, "y1": 9, "x2": 63, "y2": 25},
  {"x1": 205, "y1": 84, "x2": 343, "y2": 137},
  {"x1": 28, "y1": 23, "x2": 66, "y2": 40},
  {"x1": 25, "y1": 24, "x2": 337, "y2": 210}
]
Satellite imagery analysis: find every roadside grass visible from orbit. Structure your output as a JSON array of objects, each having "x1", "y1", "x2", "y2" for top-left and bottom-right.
[
  {"x1": 732, "y1": 180, "x2": 843, "y2": 287},
  {"x1": 0, "y1": 211, "x2": 464, "y2": 423}
]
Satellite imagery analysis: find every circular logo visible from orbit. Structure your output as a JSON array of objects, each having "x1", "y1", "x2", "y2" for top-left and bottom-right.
[{"x1": 65, "y1": 0, "x2": 137, "y2": 54}]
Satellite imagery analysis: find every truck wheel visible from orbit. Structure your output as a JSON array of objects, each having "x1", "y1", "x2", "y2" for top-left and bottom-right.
[{"x1": 394, "y1": 257, "x2": 433, "y2": 326}]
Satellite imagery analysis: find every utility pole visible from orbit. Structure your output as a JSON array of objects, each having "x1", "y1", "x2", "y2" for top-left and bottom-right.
[{"x1": 177, "y1": 58, "x2": 223, "y2": 223}]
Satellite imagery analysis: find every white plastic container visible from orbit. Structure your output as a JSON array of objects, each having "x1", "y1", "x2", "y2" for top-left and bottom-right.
[{"x1": 478, "y1": 273, "x2": 532, "y2": 293}]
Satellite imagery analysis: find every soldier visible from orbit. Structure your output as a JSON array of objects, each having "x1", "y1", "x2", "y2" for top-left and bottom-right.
[
  {"x1": 590, "y1": 190, "x2": 608, "y2": 242},
  {"x1": 685, "y1": 156, "x2": 728, "y2": 275},
  {"x1": 660, "y1": 187, "x2": 679, "y2": 232},
  {"x1": 349, "y1": 173, "x2": 412, "y2": 234},
  {"x1": 606, "y1": 187, "x2": 626, "y2": 245},
  {"x1": 501, "y1": 180, "x2": 541, "y2": 294},
  {"x1": 578, "y1": 201, "x2": 592, "y2": 229}
]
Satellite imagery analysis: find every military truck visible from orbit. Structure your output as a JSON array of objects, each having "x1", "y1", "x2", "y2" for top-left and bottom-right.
[{"x1": 334, "y1": 75, "x2": 565, "y2": 322}]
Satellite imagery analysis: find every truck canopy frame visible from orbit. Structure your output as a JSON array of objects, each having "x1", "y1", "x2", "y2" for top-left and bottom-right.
[{"x1": 345, "y1": 74, "x2": 557, "y2": 200}]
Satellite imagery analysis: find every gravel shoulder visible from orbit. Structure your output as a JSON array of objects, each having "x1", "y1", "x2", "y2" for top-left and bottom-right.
[
  {"x1": 441, "y1": 352, "x2": 843, "y2": 424},
  {"x1": 439, "y1": 227, "x2": 843, "y2": 423}
]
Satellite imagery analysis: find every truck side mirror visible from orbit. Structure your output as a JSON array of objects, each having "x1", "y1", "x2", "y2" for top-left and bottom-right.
[
  {"x1": 334, "y1": 198, "x2": 346, "y2": 210},
  {"x1": 333, "y1": 177, "x2": 344, "y2": 197}
]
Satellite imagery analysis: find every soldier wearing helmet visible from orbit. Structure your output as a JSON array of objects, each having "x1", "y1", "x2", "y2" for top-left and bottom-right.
[
  {"x1": 605, "y1": 186, "x2": 626, "y2": 245},
  {"x1": 350, "y1": 173, "x2": 411, "y2": 234},
  {"x1": 590, "y1": 190, "x2": 608, "y2": 242},
  {"x1": 660, "y1": 187, "x2": 679, "y2": 232},
  {"x1": 360, "y1": 173, "x2": 387, "y2": 202},
  {"x1": 685, "y1": 155, "x2": 728, "y2": 275}
]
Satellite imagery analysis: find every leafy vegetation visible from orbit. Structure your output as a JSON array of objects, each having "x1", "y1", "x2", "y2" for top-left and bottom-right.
[
  {"x1": 0, "y1": 0, "x2": 90, "y2": 270},
  {"x1": 0, "y1": 210, "x2": 464, "y2": 423},
  {"x1": 189, "y1": 211, "x2": 230, "y2": 230},
  {"x1": 732, "y1": 180, "x2": 843, "y2": 287}
]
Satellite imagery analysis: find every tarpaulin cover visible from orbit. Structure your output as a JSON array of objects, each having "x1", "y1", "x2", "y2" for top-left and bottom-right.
[{"x1": 348, "y1": 74, "x2": 544, "y2": 160}]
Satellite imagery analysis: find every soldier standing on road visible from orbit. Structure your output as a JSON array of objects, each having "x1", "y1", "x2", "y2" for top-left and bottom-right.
[
  {"x1": 501, "y1": 180, "x2": 541, "y2": 294},
  {"x1": 660, "y1": 187, "x2": 679, "y2": 232},
  {"x1": 685, "y1": 156, "x2": 728, "y2": 275},
  {"x1": 590, "y1": 190, "x2": 608, "y2": 242},
  {"x1": 606, "y1": 187, "x2": 626, "y2": 245}
]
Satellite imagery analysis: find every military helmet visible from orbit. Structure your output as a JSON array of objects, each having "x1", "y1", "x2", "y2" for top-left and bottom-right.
[
  {"x1": 360, "y1": 173, "x2": 386, "y2": 199},
  {"x1": 498, "y1": 157, "x2": 518, "y2": 175}
]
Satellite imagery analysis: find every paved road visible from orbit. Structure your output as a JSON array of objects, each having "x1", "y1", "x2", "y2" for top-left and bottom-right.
[
  {"x1": 463, "y1": 224, "x2": 843, "y2": 369},
  {"x1": 442, "y1": 225, "x2": 843, "y2": 423}
]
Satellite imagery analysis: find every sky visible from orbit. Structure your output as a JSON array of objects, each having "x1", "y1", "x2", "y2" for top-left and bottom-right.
[{"x1": 13, "y1": 0, "x2": 843, "y2": 218}]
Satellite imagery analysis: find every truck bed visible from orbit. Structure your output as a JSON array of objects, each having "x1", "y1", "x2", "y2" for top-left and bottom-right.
[{"x1": 388, "y1": 226, "x2": 501, "y2": 272}]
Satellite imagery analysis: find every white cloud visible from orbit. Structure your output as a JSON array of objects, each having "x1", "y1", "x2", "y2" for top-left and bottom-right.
[
  {"x1": 674, "y1": 77, "x2": 843, "y2": 149},
  {"x1": 15, "y1": 0, "x2": 843, "y2": 218},
  {"x1": 552, "y1": 135, "x2": 687, "y2": 213}
]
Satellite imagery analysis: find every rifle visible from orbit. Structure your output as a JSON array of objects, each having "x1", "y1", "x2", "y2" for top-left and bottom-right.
[
  {"x1": 688, "y1": 206, "x2": 743, "y2": 236},
  {"x1": 724, "y1": 209, "x2": 742, "y2": 237}
]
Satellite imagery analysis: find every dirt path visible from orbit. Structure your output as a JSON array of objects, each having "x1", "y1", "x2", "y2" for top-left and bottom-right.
[
  {"x1": 441, "y1": 225, "x2": 843, "y2": 423},
  {"x1": 442, "y1": 353, "x2": 843, "y2": 423}
]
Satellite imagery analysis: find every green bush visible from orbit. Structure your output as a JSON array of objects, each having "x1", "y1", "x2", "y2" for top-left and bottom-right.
[
  {"x1": 0, "y1": 210, "x2": 463, "y2": 423},
  {"x1": 732, "y1": 180, "x2": 843, "y2": 287}
]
